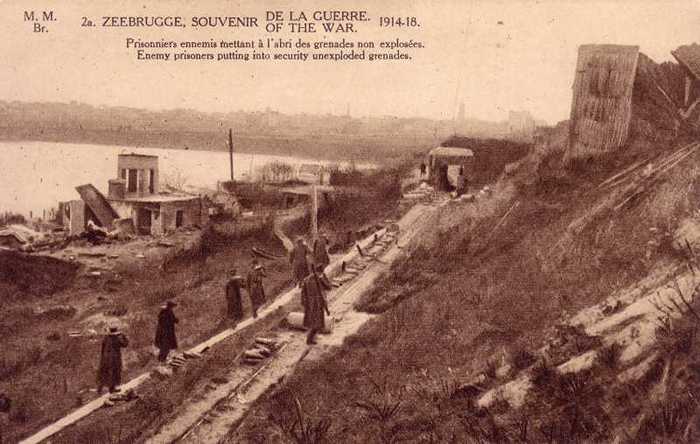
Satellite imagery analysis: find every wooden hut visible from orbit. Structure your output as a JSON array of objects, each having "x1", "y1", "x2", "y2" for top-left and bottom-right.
[
  {"x1": 566, "y1": 44, "x2": 640, "y2": 162},
  {"x1": 427, "y1": 146, "x2": 474, "y2": 191}
]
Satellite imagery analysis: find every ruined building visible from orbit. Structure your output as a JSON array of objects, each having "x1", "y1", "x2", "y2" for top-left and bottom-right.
[
  {"x1": 107, "y1": 154, "x2": 207, "y2": 235},
  {"x1": 566, "y1": 43, "x2": 700, "y2": 163},
  {"x1": 60, "y1": 153, "x2": 208, "y2": 236}
]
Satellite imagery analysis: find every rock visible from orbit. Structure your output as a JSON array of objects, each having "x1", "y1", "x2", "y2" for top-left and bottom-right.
[
  {"x1": 211, "y1": 377, "x2": 228, "y2": 384},
  {"x1": 46, "y1": 332, "x2": 61, "y2": 341}
]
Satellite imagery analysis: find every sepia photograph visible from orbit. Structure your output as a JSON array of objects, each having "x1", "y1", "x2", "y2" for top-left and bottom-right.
[{"x1": 1, "y1": 0, "x2": 700, "y2": 442}]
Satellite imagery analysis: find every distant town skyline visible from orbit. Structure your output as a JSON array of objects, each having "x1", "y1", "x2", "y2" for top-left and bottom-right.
[
  {"x1": 1, "y1": 0, "x2": 698, "y2": 125},
  {"x1": 1, "y1": 98, "x2": 543, "y2": 125}
]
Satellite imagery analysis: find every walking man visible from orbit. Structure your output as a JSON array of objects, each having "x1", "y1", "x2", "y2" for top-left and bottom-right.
[
  {"x1": 247, "y1": 259, "x2": 266, "y2": 318},
  {"x1": 155, "y1": 301, "x2": 178, "y2": 362},
  {"x1": 301, "y1": 265, "x2": 332, "y2": 345},
  {"x1": 420, "y1": 161, "x2": 427, "y2": 178},
  {"x1": 225, "y1": 268, "x2": 244, "y2": 322},
  {"x1": 97, "y1": 326, "x2": 129, "y2": 394},
  {"x1": 313, "y1": 233, "x2": 330, "y2": 272},
  {"x1": 290, "y1": 237, "x2": 310, "y2": 286}
]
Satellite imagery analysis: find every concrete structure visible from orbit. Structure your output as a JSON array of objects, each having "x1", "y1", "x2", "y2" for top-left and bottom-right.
[
  {"x1": 116, "y1": 154, "x2": 159, "y2": 196},
  {"x1": 58, "y1": 200, "x2": 88, "y2": 236},
  {"x1": 106, "y1": 154, "x2": 208, "y2": 235}
]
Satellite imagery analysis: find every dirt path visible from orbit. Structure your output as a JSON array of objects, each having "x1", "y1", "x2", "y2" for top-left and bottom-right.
[{"x1": 143, "y1": 203, "x2": 437, "y2": 444}]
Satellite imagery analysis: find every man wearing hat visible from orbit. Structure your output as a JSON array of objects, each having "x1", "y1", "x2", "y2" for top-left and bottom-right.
[
  {"x1": 246, "y1": 259, "x2": 266, "y2": 318},
  {"x1": 289, "y1": 237, "x2": 310, "y2": 287},
  {"x1": 155, "y1": 301, "x2": 179, "y2": 362},
  {"x1": 97, "y1": 326, "x2": 129, "y2": 394},
  {"x1": 225, "y1": 268, "x2": 244, "y2": 322}
]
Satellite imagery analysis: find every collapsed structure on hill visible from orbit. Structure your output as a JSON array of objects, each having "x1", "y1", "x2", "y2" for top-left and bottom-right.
[
  {"x1": 60, "y1": 154, "x2": 208, "y2": 236},
  {"x1": 566, "y1": 43, "x2": 700, "y2": 163}
]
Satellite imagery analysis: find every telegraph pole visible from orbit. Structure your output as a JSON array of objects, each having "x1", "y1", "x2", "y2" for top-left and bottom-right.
[
  {"x1": 310, "y1": 184, "x2": 318, "y2": 239},
  {"x1": 228, "y1": 128, "x2": 234, "y2": 181}
]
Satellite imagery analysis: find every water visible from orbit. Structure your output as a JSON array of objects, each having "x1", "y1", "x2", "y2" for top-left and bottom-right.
[{"x1": 0, "y1": 141, "x2": 361, "y2": 217}]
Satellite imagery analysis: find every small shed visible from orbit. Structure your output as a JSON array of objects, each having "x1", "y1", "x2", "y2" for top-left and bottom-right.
[{"x1": 427, "y1": 146, "x2": 474, "y2": 191}]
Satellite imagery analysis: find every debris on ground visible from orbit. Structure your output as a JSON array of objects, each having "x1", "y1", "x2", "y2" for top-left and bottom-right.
[{"x1": 241, "y1": 337, "x2": 281, "y2": 366}]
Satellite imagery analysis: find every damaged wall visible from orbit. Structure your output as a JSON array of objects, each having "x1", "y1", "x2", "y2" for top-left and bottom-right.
[
  {"x1": 159, "y1": 199, "x2": 207, "y2": 234},
  {"x1": 109, "y1": 198, "x2": 207, "y2": 236}
]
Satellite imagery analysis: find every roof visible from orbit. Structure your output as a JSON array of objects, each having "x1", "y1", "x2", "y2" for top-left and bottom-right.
[
  {"x1": 428, "y1": 146, "x2": 474, "y2": 158},
  {"x1": 108, "y1": 193, "x2": 200, "y2": 204},
  {"x1": 671, "y1": 43, "x2": 700, "y2": 80},
  {"x1": 118, "y1": 153, "x2": 158, "y2": 159}
]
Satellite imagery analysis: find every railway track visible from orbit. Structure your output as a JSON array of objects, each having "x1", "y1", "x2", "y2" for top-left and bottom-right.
[{"x1": 145, "y1": 202, "x2": 439, "y2": 444}]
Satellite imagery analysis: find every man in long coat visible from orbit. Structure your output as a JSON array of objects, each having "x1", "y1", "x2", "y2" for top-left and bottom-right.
[
  {"x1": 247, "y1": 260, "x2": 266, "y2": 318},
  {"x1": 289, "y1": 237, "x2": 310, "y2": 286},
  {"x1": 155, "y1": 301, "x2": 178, "y2": 362},
  {"x1": 97, "y1": 326, "x2": 129, "y2": 393},
  {"x1": 225, "y1": 269, "x2": 244, "y2": 322},
  {"x1": 301, "y1": 265, "x2": 332, "y2": 345},
  {"x1": 313, "y1": 234, "x2": 330, "y2": 271}
]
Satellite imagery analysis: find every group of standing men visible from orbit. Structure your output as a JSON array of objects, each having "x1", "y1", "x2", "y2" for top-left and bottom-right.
[
  {"x1": 224, "y1": 233, "x2": 331, "y2": 345},
  {"x1": 224, "y1": 258, "x2": 267, "y2": 322},
  {"x1": 97, "y1": 233, "x2": 331, "y2": 395}
]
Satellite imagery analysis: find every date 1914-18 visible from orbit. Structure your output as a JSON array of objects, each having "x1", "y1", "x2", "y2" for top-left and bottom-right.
[{"x1": 379, "y1": 16, "x2": 420, "y2": 27}]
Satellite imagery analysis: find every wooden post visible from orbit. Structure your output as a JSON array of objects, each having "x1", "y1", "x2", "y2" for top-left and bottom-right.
[
  {"x1": 228, "y1": 128, "x2": 234, "y2": 182},
  {"x1": 310, "y1": 184, "x2": 318, "y2": 239}
]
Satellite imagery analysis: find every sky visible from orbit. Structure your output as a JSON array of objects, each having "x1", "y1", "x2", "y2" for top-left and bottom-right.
[{"x1": 0, "y1": 0, "x2": 699, "y2": 124}]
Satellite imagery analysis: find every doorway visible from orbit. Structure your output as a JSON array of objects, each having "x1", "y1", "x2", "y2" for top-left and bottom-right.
[{"x1": 137, "y1": 208, "x2": 152, "y2": 235}]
